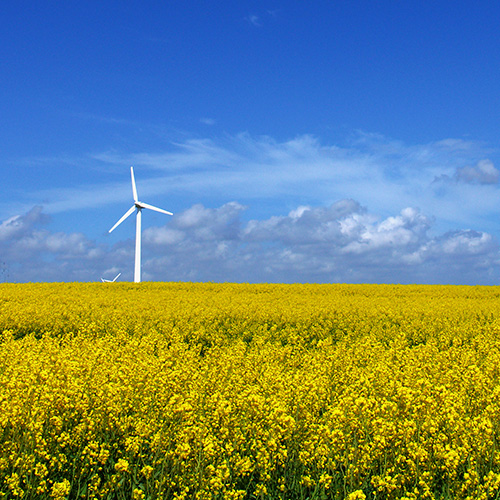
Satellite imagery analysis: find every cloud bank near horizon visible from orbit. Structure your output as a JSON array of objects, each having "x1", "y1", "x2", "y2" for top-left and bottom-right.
[{"x1": 1, "y1": 200, "x2": 498, "y2": 285}]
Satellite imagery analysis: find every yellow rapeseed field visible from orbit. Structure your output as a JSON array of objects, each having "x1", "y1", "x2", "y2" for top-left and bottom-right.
[{"x1": 1, "y1": 282, "x2": 500, "y2": 499}]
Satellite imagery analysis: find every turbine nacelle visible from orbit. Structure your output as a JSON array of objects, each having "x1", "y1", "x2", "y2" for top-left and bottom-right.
[{"x1": 135, "y1": 200, "x2": 173, "y2": 215}]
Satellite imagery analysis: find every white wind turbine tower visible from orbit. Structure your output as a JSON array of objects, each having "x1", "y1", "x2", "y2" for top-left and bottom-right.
[{"x1": 109, "y1": 167, "x2": 172, "y2": 283}]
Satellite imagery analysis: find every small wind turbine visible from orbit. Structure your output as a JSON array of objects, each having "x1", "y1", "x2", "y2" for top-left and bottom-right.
[
  {"x1": 101, "y1": 273, "x2": 121, "y2": 283},
  {"x1": 109, "y1": 167, "x2": 172, "y2": 283}
]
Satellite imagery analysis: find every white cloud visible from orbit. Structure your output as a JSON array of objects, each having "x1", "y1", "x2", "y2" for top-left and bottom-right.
[
  {"x1": 163, "y1": 202, "x2": 245, "y2": 241},
  {"x1": 0, "y1": 206, "x2": 48, "y2": 241},
  {"x1": 143, "y1": 227, "x2": 184, "y2": 246},
  {"x1": 436, "y1": 230, "x2": 494, "y2": 255},
  {"x1": 245, "y1": 9, "x2": 280, "y2": 27},
  {"x1": 434, "y1": 159, "x2": 499, "y2": 185},
  {"x1": 456, "y1": 159, "x2": 499, "y2": 185},
  {"x1": 343, "y1": 207, "x2": 432, "y2": 253},
  {"x1": 246, "y1": 14, "x2": 261, "y2": 27},
  {"x1": 0, "y1": 207, "x2": 108, "y2": 282},
  {"x1": 199, "y1": 118, "x2": 216, "y2": 126},
  {"x1": 140, "y1": 201, "x2": 500, "y2": 285},
  {"x1": 243, "y1": 199, "x2": 362, "y2": 245}
]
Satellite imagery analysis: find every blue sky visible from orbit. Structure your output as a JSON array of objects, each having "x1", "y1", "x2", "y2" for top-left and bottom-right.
[{"x1": 2, "y1": 1, "x2": 500, "y2": 284}]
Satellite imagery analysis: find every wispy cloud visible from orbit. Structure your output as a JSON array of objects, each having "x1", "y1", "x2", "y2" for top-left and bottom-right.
[
  {"x1": 4, "y1": 131, "x2": 499, "y2": 239},
  {"x1": 246, "y1": 14, "x2": 262, "y2": 27},
  {"x1": 89, "y1": 132, "x2": 498, "y2": 231},
  {"x1": 245, "y1": 8, "x2": 281, "y2": 27},
  {"x1": 72, "y1": 112, "x2": 145, "y2": 127},
  {"x1": 199, "y1": 117, "x2": 216, "y2": 126}
]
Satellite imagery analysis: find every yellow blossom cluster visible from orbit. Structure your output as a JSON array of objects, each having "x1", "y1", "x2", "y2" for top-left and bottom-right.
[{"x1": 1, "y1": 282, "x2": 500, "y2": 499}]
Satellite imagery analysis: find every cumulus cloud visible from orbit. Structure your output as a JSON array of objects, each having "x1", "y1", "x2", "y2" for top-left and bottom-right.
[
  {"x1": 144, "y1": 202, "x2": 245, "y2": 244},
  {"x1": 435, "y1": 159, "x2": 500, "y2": 185},
  {"x1": 0, "y1": 207, "x2": 108, "y2": 282},
  {"x1": 244, "y1": 200, "x2": 362, "y2": 245},
  {"x1": 456, "y1": 159, "x2": 499, "y2": 185},
  {"x1": 342, "y1": 207, "x2": 432, "y2": 254},
  {"x1": 434, "y1": 230, "x2": 495, "y2": 255},
  {"x1": 140, "y1": 201, "x2": 500, "y2": 285},
  {"x1": 0, "y1": 206, "x2": 49, "y2": 242}
]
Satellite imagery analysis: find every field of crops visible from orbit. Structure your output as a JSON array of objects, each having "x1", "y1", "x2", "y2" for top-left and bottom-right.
[{"x1": 1, "y1": 282, "x2": 500, "y2": 499}]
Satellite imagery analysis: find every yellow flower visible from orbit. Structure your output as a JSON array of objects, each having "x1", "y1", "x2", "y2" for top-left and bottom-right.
[
  {"x1": 347, "y1": 490, "x2": 366, "y2": 500},
  {"x1": 133, "y1": 488, "x2": 145, "y2": 500},
  {"x1": 2, "y1": 282, "x2": 500, "y2": 499},
  {"x1": 114, "y1": 458, "x2": 129, "y2": 473},
  {"x1": 141, "y1": 465, "x2": 154, "y2": 479},
  {"x1": 254, "y1": 483, "x2": 268, "y2": 497},
  {"x1": 50, "y1": 479, "x2": 71, "y2": 499}
]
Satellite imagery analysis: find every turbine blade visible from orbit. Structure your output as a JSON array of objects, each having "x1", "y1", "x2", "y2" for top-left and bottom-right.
[
  {"x1": 112, "y1": 273, "x2": 121, "y2": 282},
  {"x1": 140, "y1": 202, "x2": 173, "y2": 216},
  {"x1": 109, "y1": 206, "x2": 136, "y2": 233},
  {"x1": 131, "y1": 166, "x2": 138, "y2": 202}
]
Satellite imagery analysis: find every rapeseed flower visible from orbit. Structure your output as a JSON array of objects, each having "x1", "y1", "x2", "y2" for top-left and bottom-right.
[{"x1": 1, "y1": 282, "x2": 500, "y2": 498}]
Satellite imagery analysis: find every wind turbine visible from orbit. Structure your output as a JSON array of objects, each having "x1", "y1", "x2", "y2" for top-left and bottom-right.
[
  {"x1": 109, "y1": 167, "x2": 172, "y2": 283},
  {"x1": 101, "y1": 273, "x2": 121, "y2": 283}
]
